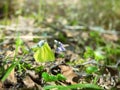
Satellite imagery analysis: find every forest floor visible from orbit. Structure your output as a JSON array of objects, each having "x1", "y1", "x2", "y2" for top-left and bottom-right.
[
  {"x1": 0, "y1": 0, "x2": 120, "y2": 90},
  {"x1": 0, "y1": 16, "x2": 119, "y2": 90}
]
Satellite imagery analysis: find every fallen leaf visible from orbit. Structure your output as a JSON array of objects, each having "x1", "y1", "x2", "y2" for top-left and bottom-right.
[
  {"x1": 81, "y1": 32, "x2": 89, "y2": 41},
  {"x1": 102, "y1": 34, "x2": 118, "y2": 41},
  {"x1": 65, "y1": 50, "x2": 79, "y2": 62},
  {"x1": 5, "y1": 51, "x2": 15, "y2": 58},
  {"x1": 0, "y1": 82, "x2": 3, "y2": 90},
  {"x1": 64, "y1": 30, "x2": 80, "y2": 37},
  {"x1": 27, "y1": 70, "x2": 39, "y2": 79},
  {"x1": 59, "y1": 64, "x2": 79, "y2": 84},
  {"x1": 23, "y1": 76, "x2": 35, "y2": 88}
]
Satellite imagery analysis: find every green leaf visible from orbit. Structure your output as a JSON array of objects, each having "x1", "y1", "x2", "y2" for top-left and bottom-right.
[
  {"x1": 57, "y1": 74, "x2": 66, "y2": 81},
  {"x1": 94, "y1": 51, "x2": 105, "y2": 61},
  {"x1": 42, "y1": 72, "x2": 50, "y2": 82},
  {"x1": 15, "y1": 38, "x2": 23, "y2": 46},
  {"x1": 42, "y1": 72, "x2": 66, "y2": 82},
  {"x1": 86, "y1": 66, "x2": 98, "y2": 74},
  {"x1": 84, "y1": 47, "x2": 94, "y2": 59},
  {"x1": 43, "y1": 83, "x2": 103, "y2": 90},
  {"x1": 49, "y1": 75, "x2": 58, "y2": 81},
  {"x1": 34, "y1": 42, "x2": 55, "y2": 62},
  {"x1": 42, "y1": 72, "x2": 58, "y2": 82}
]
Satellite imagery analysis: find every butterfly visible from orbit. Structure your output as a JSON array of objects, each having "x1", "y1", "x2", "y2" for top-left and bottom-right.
[{"x1": 34, "y1": 40, "x2": 55, "y2": 62}]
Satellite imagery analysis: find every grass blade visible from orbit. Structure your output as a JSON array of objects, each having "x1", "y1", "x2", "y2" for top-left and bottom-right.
[
  {"x1": 1, "y1": 61, "x2": 18, "y2": 82},
  {"x1": 43, "y1": 83, "x2": 103, "y2": 90}
]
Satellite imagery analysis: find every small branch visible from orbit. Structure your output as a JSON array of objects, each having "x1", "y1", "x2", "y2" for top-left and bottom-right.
[
  {"x1": 0, "y1": 25, "x2": 48, "y2": 32},
  {"x1": 5, "y1": 36, "x2": 52, "y2": 39},
  {"x1": 65, "y1": 25, "x2": 120, "y2": 34}
]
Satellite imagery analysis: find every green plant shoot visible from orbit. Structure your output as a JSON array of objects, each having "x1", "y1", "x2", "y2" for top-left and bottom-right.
[
  {"x1": 86, "y1": 66, "x2": 98, "y2": 74},
  {"x1": 34, "y1": 42, "x2": 55, "y2": 62},
  {"x1": 42, "y1": 72, "x2": 66, "y2": 82}
]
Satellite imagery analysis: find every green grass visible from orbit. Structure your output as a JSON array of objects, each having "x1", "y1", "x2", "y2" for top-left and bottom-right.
[
  {"x1": 1, "y1": 33, "x2": 23, "y2": 82},
  {"x1": 43, "y1": 83, "x2": 103, "y2": 90}
]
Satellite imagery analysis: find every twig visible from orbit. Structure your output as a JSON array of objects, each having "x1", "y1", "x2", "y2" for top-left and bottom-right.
[
  {"x1": 65, "y1": 25, "x2": 120, "y2": 34},
  {"x1": 5, "y1": 36, "x2": 52, "y2": 39},
  {"x1": 0, "y1": 25, "x2": 48, "y2": 32}
]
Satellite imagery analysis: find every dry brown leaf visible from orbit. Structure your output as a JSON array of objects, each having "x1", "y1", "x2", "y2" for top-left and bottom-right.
[
  {"x1": 46, "y1": 16, "x2": 54, "y2": 23},
  {"x1": 5, "y1": 51, "x2": 15, "y2": 58},
  {"x1": 64, "y1": 30, "x2": 80, "y2": 37},
  {"x1": 102, "y1": 34, "x2": 118, "y2": 41},
  {"x1": 81, "y1": 32, "x2": 89, "y2": 41},
  {"x1": 0, "y1": 82, "x2": 3, "y2": 90},
  {"x1": 17, "y1": 16, "x2": 35, "y2": 28},
  {"x1": 65, "y1": 50, "x2": 79, "y2": 62},
  {"x1": 27, "y1": 70, "x2": 39, "y2": 79},
  {"x1": 59, "y1": 65, "x2": 79, "y2": 84},
  {"x1": 23, "y1": 76, "x2": 35, "y2": 88},
  {"x1": 98, "y1": 73, "x2": 117, "y2": 89}
]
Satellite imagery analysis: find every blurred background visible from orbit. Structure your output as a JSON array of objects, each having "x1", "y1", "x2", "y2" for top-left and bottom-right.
[{"x1": 0, "y1": 0, "x2": 120, "y2": 30}]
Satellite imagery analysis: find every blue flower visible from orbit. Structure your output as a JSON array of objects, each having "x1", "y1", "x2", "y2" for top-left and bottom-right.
[
  {"x1": 37, "y1": 40, "x2": 45, "y2": 47},
  {"x1": 54, "y1": 40, "x2": 66, "y2": 52}
]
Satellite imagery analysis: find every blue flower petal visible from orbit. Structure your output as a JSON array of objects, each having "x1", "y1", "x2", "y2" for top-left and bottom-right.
[
  {"x1": 38, "y1": 40, "x2": 45, "y2": 47},
  {"x1": 54, "y1": 40, "x2": 66, "y2": 52}
]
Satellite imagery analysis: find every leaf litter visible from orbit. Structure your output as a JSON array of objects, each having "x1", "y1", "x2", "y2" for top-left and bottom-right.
[{"x1": 0, "y1": 16, "x2": 119, "y2": 90}]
